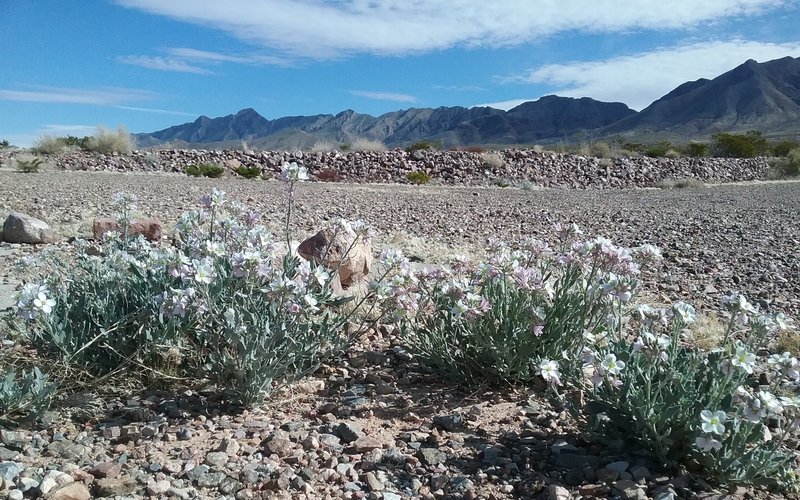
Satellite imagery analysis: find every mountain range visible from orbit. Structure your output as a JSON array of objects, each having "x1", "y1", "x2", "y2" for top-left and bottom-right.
[{"x1": 136, "y1": 56, "x2": 800, "y2": 149}]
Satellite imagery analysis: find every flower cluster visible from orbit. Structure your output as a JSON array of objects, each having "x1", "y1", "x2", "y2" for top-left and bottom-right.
[{"x1": 16, "y1": 283, "x2": 55, "y2": 321}]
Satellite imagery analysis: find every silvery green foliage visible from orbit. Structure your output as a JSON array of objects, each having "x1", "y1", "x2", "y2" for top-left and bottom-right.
[
  {"x1": 383, "y1": 223, "x2": 648, "y2": 386},
  {"x1": 0, "y1": 366, "x2": 57, "y2": 425},
  {"x1": 577, "y1": 294, "x2": 799, "y2": 488},
  {"x1": 17, "y1": 169, "x2": 379, "y2": 406}
]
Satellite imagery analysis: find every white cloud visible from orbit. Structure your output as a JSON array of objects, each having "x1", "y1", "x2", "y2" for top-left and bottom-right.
[
  {"x1": 165, "y1": 47, "x2": 289, "y2": 66},
  {"x1": 0, "y1": 86, "x2": 158, "y2": 105},
  {"x1": 115, "y1": 0, "x2": 784, "y2": 58},
  {"x1": 350, "y1": 90, "x2": 417, "y2": 103},
  {"x1": 472, "y1": 98, "x2": 535, "y2": 110},
  {"x1": 506, "y1": 39, "x2": 800, "y2": 110},
  {"x1": 117, "y1": 55, "x2": 212, "y2": 74},
  {"x1": 115, "y1": 105, "x2": 197, "y2": 116},
  {"x1": 433, "y1": 84, "x2": 486, "y2": 92}
]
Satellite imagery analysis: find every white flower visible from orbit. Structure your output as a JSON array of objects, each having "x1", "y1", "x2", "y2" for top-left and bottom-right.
[
  {"x1": 32, "y1": 291, "x2": 56, "y2": 315},
  {"x1": 672, "y1": 302, "x2": 697, "y2": 324},
  {"x1": 280, "y1": 162, "x2": 309, "y2": 182},
  {"x1": 192, "y1": 258, "x2": 215, "y2": 285},
  {"x1": 700, "y1": 409, "x2": 727, "y2": 435},
  {"x1": 695, "y1": 436, "x2": 723, "y2": 452},
  {"x1": 758, "y1": 390, "x2": 784, "y2": 415},
  {"x1": 538, "y1": 359, "x2": 562, "y2": 386},
  {"x1": 205, "y1": 240, "x2": 226, "y2": 257},
  {"x1": 312, "y1": 266, "x2": 330, "y2": 286},
  {"x1": 600, "y1": 354, "x2": 625, "y2": 376},
  {"x1": 223, "y1": 307, "x2": 236, "y2": 327},
  {"x1": 379, "y1": 248, "x2": 406, "y2": 269},
  {"x1": 730, "y1": 346, "x2": 756, "y2": 374}
]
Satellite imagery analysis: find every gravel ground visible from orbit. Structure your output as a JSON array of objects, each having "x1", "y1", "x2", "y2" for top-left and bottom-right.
[{"x1": 0, "y1": 170, "x2": 799, "y2": 500}]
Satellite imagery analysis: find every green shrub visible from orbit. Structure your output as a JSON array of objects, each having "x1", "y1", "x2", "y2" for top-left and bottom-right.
[
  {"x1": 0, "y1": 139, "x2": 10, "y2": 149},
  {"x1": 686, "y1": 142, "x2": 708, "y2": 158},
  {"x1": 234, "y1": 165, "x2": 262, "y2": 179},
  {"x1": 14, "y1": 156, "x2": 44, "y2": 173},
  {"x1": 32, "y1": 135, "x2": 67, "y2": 155},
  {"x1": 63, "y1": 135, "x2": 91, "y2": 149},
  {"x1": 406, "y1": 171, "x2": 431, "y2": 184},
  {"x1": 645, "y1": 141, "x2": 673, "y2": 158},
  {"x1": 772, "y1": 140, "x2": 799, "y2": 157},
  {"x1": 769, "y1": 148, "x2": 800, "y2": 178},
  {"x1": 0, "y1": 367, "x2": 58, "y2": 425},
  {"x1": 85, "y1": 126, "x2": 134, "y2": 154},
  {"x1": 406, "y1": 141, "x2": 439, "y2": 153},
  {"x1": 712, "y1": 131, "x2": 769, "y2": 158},
  {"x1": 590, "y1": 142, "x2": 613, "y2": 158},
  {"x1": 186, "y1": 163, "x2": 225, "y2": 178}
]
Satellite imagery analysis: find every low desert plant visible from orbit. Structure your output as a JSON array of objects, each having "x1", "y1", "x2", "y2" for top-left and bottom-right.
[
  {"x1": 772, "y1": 140, "x2": 800, "y2": 157},
  {"x1": 0, "y1": 367, "x2": 58, "y2": 425},
  {"x1": 712, "y1": 131, "x2": 769, "y2": 158},
  {"x1": 32, "y1": 135, "x2": 67, "y2": 155},
  {"x1": 768, "y1": 148, "x2": 800, "y2": 178},
  {"x1": 645, "y1": 141, "x2": 673, "y2": 158},
  {"x1": 84, "y1": 126, "x2": 134, "y2": 154},
  {"x1": 351, "y1": 138, "x2": 387, "y2": 152},
  {"x1": 14, "y1": 155, "x2": 45, "y2": 173},
  {"x1": 656, "y1": 177, "x2": 705, "y2": 189},
  {"x1": 406, "y1": 141, "x2": 439, "y2": 153},
  {"x1": 480, "y1": 151, "x2": 505, "y2": 169},
  {"x1": 185, "y1": 163, "x2": 225, "y2": 178},
  {"x1": 590, "y1": 142, "x2": 613, "y2": 158},
  {"x1": 310, "y1": 140, "x2": 337, "y2": 153},
  {"x1": 0, "y1": 139, "x2": 10, "y2": 149},
  {"x1": 686, "y1": 142, "x2": 709, "y2": 158},
  {"x1": 234, "y1": 165, "x2": 262, "y2": 179},
  {"x1": 406, "y1": 171, "x2": 431, "y2": 185}
]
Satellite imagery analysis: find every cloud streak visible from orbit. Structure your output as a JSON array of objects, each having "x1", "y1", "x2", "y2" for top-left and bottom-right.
[
  {"x1": 116, "y1": 105, "x2": 197, "y2": 116},
  {"x1": 499, "y1": 39, "x2": 800, "y2": 110},
  {"x1": 0, "y1": 86, "x2": 158, "y2": 105},
  {"x1": 117, "y1": 55, "x2": 212, "y2": 74},
  {"x1": 350, "y1": 90, "x2": 417, "y2": 103},
  {"x1": 116, "y1": 0, "x2": 784, "y2": 58}
]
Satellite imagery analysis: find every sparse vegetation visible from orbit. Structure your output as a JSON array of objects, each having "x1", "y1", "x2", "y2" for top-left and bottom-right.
[
  {"x1": 406, "y1": 171, "x2": 431, "y2": 184},
  {"x1": 14, "y1": 155, "x2": 45, "y2": 173},
  {"x1": 656, "y1": 177, "x2": 706, "y2": 189},
  {"x1": 772, "y1": 140, "x2": 799, "y2": 157},
  {"x1": 406, "y1": 141, "x2": 440, "y2": 152},
  {"x1": 32, "y1": 135, "x2": 67, "y2": 155},
  {"x1": 480, "y1": 151, "x2": 505, "y2": 168},
  {"x1": 712, "y1": 131, "x2": 769, "y2": 158},
  {"x1": 590, "y1": 141, "x2": 613, "y2": 158},
  {"x1": 645, "y1": 141, "x2": 673, "y2": 158},
  {"x1": 85, "y1": 126, "x2": 134, "y2": 154},
  {"x1": 234, "y1": 165, "x2": 262, "y2": 179},
  {"x1": 0, "y1": 139, "x2": 10, "y2": 149},
  {"x1": 310, "y1": 140, "x2": 337, "y2": 153},
  {"x1": 0, "y1": 367, "x2": 58, "y2": 425},
  {"x1": 351, "y1": 138, "x2": 387, "y2": 152},
  {"x1": 686, "y1": 142, "x2": 709, "y2": 157},
  {"x1": 769, "y1": 148, "x2": 800, "y2": 178},
  {"x1": 185, "y1": 163, "x2": 225, "y2": 178}
]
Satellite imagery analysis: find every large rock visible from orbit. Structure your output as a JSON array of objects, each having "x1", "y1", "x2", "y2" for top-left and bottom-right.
[
  {"x1": 297, "y1": 228, "x2": 372, "y2": 289},
  {"x1": 2, "y1": 212, "x2": 54, "y2": 244},
  {"x1": 45, "y1": 481, "x2": 91, "y2": 500},
  {"x1": 92, "y1": 217, "x2": 162, "y2": 242}
]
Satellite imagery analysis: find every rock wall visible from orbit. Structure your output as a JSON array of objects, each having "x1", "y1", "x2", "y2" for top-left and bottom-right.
[{"x1": 0, "y1": 149, "x2": 772, "y2": 189}]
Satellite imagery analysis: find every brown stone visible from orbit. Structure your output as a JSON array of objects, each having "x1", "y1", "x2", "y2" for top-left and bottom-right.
[
  {"x1": 92, "y1": 217, "x2": 162, "y2": 242},
  {"x1": 2, "y1": 212, "x2": 54, "y2": 244},
  {"x1": 89, "y1": 461, "x2": 121, "y2": 479},
  {"x1": 297, "y1": 228, "x2": 372, "y2": 289},
  {"x1": 45, "y1": 482, "x2": 92, "y2": 500}
]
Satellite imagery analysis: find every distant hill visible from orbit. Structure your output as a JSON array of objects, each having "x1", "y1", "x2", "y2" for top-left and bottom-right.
[{"x1": 136, "y1": 56, "x2": 800, "y2": 148}]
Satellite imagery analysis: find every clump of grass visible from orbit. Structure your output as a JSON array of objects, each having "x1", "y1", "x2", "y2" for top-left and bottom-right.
[
  {"x1": 13, "y1": 154, "x2": 45, "y2": 173},
  {"x1": 310, "y1": 140, "x2": 337, "y2": 153},
  {"x1": 480, "y1": 151, "x2": 504, "y2": 169},
  {"x1": 352, "y1": 138, "x2": 387, "y2": 152},
  {"x1": 664, "y1": 149, "x2": 681, "y2": 159},
  {"x1": 768, "y1": 148, "x2": 800, "y2": 179},
  {"x1": 186, "y1": 163, "x2": 225, "y2": 178},
  {"x1": 687, "y1": 312, "x2": 726, "y2": 351},
  {"x1": 32, "y1": 135, "x2": 67, "y2": 155},
  {"x1": 85, "y1": 126, "x2": 134, "y2": 154},
  {"x1": 590, "y1": 142, "x2": 613, "y2": 158},
  {"x1": 406, "y1": 171, "x2": 431, "y2": 184},
  {"x1": 655, "y1": 178, "x2": 706, "y2": 189},
  {"x1": 775, "y1": 327, "x2": 800, "y2": 355},
  {"x1": 234, "y1": 165, "x2": 262, "y2": 179}
]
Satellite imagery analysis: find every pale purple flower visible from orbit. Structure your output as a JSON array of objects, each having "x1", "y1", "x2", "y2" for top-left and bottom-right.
[
  {"x1": 672, "y1": 302, "x2": 697, "y2": 324},
  {"x1": 192, "y1": 258, "x2": 216, "y2": 285},
  {"x1": 695, "y1": 436, "x2": 723, "y2": 452}
]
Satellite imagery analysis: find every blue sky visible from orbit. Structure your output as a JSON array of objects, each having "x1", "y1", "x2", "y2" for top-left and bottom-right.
[{"x1": 3, "y1": 0, "x2": 800, "y2": 146}]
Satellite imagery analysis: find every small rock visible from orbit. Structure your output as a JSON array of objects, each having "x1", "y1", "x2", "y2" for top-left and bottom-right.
[
  {"x1": 94, "y1": 476, "x2": 137, "y2": 497},
  {"x1": 205, "y1": 451, "x2": 229, "y2": 467},
  {"x1": 547, "y1": 485, "x2": 572, "y2": 500},
  {"x1": 433, "y1": 413, "x2": 464, "y2": 431},
  {"x1": 417, "y1": 448, "x2": 447, "y2": 466},
  {"x1": 614, "y1": 479, "x2": 648, "y2": 500},
  {"x1": 336, "y1": 422, "x2": 365, "y2": 443},
  {"x1": 146, "y1": 479, "x2": 171, "y2": 496},
  {"x1": 364, "y1": 472, "x2": 384, "y2": 492},
  {"x1": 352, "y1": 435, "x2": 382, "y2": 452},
  {"x1": 0, "y1": 462, "x2": 24, "y2": 482},
  {"x1": 89, "y1": 461, "x2": 121, "y2": 479},
  {"x1": 8, "y1": 489, "x2": 23, "y2": 500},
  {"x1": 263, "y1": 435, "x2": 293, "y2": 456}
]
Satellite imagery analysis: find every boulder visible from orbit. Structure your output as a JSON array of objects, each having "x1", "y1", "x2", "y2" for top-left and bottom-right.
[
  {"x1": 297, "y1": 228, "x2": 372, "y2": 289},
  {"x1": 1, "y1": 212, "x2": 54, "y2": 244},
  {"x1": 92, "y1": 217, "x2": 162, "y2": 242}
]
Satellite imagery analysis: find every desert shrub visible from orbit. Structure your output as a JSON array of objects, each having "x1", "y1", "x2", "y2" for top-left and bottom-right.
[
  {"x1": 406, "y1": 141, "x2": 439, "y2": 152},
  {"x1": 575, "y1": 143, "x2": 591, "y2": 156},
  {"x1": 316, "y1": 168, "x2": 341, "y2": 182},
  {"x1": 310, "y1": 140, "x2": 337, "y2": 153},
  {"x1": 0, "y1": 139, "x2": 10, "y2": 149},
  {"x1": 768, "y1": 148, "x2": 800, "y2": 178},
  {"x1": 772, "y1": 140, "x2": 799, "y2": 157},
  {"x1": 712, "y1": 131, "x2": 769, "y2": 158},
  {"x1": 62, "y1": 135, "x2": 91, "y2": 149},
  {"x1": 185, "y1": 163, "x2": 225, "y2": 178},
  {"x1": 480, "y1": 151, "x2": 504, "y2": 168},
  {"x1": 590, "y1": 142, "x2": 613, "y2": 158},
  {"x1": 351, "y1": 138, "x2": 386, "y2": 152},
  {"x1": 234, "y1": 165, "x2": 262, "y2": 179},
  {"x1": 686, "y1": 142, "x2": 709, "y2": 158},
  {"x1": 664, "y1": 149, "x2": 681, "y2": 159},
  {"x1": 645, "y1": 141, "x2": 673, "y2": 158},
  {"x1": 573, "y1": 296, "x2": 798, "y2": 487},
  {"x1": 517, "y1": 180, "x2": 537, "y2": 191},
  {"x1": 655, "y1": 178, "x2": 706, "y2": 189},
  {"x1": 32, "y1": 135, "x2": 67, "y2": 155},
  {"x1": 85, "y1": 126, "x2": 134, "y2": 154},
  {"x1": 16, "y1": 166, "x2": 387, "y2": 406},
  {"x1": 406, "y1": 171, "x2": 431, "y2": 184},
  {"x1": 0, "y1": 367, "x2": 58, "y2": 425},
  {"x1": 14, "y1": 155, "x2": 44, "y2": 173},
  {"x1": 532, "y1": 145, "x2": 544, "y2": 153},
  {"x1": 387, "y1": 227, "x2": 653, "y2": 386},
  {"x1": 339, "y1": 143, "x2": 351, "y2": 151}
]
